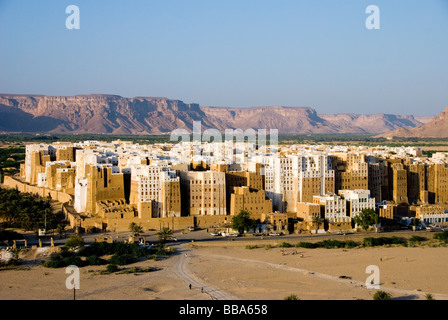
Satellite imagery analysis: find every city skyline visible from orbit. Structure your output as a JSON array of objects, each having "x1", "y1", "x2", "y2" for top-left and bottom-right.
[{"x1": 1, "y1": 1, "x2": 448, "y2": 116}]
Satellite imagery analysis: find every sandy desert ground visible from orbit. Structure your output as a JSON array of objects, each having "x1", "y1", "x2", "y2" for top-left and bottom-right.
[{"x1": 1, "y1": 239, "x2": 447, "y2": 300}]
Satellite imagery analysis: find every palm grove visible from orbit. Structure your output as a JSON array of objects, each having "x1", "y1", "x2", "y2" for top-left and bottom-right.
[{"x1": 0, "y1": 187, "x2": 66, "y2": 235}]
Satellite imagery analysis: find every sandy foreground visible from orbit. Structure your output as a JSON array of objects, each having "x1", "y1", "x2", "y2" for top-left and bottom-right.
[{"x1": 1, "y1": 240, "x2": 448, "y2": 300}]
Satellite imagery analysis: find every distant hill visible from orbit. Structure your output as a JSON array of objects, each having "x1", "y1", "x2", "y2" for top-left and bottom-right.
[
  {"x1": 0, "y1": 94, "x2": 432, "y2": 135},
  {"x1": 377, "y1": 106, "x2": 448, "y2": 138}
]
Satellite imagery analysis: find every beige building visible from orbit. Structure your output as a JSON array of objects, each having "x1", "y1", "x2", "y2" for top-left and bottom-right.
[
  {"x1": 24, "y1": 144, "x2": 54, "y2": 185},
  {"x1": 414, "y1": 204, "x2": 448, "y2": 224},
  {"x1": 129, "y1": 165, "x2": 181, "y2": 218},
  {"x1": 230, "y1": 186, "x2": 272, "y2": 216},
  {"x1": 405, "y1": 160, "x2": 426, "y2": 204},
  {"x1": 392, "y1": 163, "x2": 408, "y2": 205},
  {"x1": 428, "y1": 163, "x2": 448, "y2": 204},
  {"x1": 45, "y1": 161, "x2": 75, "y2": 192},
  {"x1": 296, "y1": 202, "x2": 321, "y2": 221},
  {"x1": 180, "y1": 170, "x2": 226, "y2": 216},
  {"x1": 368, "y1": 158, "x2": 388, "y2": 203},
  {"x1": 74, "y1": 164, "x2": 125, "y2": 215},
  {"x1": 377, "y1": 201, "x2": 396, "y2": 220},
  {"x1": 333, "y1": 153, "x2": 368, "y2": 191}
]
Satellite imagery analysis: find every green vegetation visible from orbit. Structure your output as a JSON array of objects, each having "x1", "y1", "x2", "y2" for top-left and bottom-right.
[
  {"x1": 425, "y1": 293, "x2": 435, "y2": 300},
  {"x1": 106, "y1": 264, "x2": 119, "y2": 273},
  {"x1": 0, "y1": 134, "x2": 171, "y2": 145},
  {"x1": 433, "y1": 231, "x2": 448, "y2": 243},
  {"x1": 245, "y1": 245, "x2": 259, "y2": 249},
  {"x1": 78, "y1": 241, "x2": 152, "y2": 257},
  {"x1": 116, "y1": 266, "x2": 160, "y2": 274},
  {"x1": 156, "y1": 227, "x2": 174, "y2": 249},
  {"x1": 110, "y1": 254, "x2": 137, "y2": 266},
  {"x1": 2, "y1": 134, "x2": 448, "y2": 151},
  {"x1": 373, "y1": 290, "x2": 392, "y2": 300},
  {"x1": 408, "y1": 235, "x2": 427, "y2": 244},
  {"x1": 0, "y1": 147, "x2": 25, "y2": 182},
  {"x1": 65, "y1": 235, "x2": 85, "y2": 250},
  {"x1": 86, "y1": 255, "x2": 108, "y2": 266},
  {"x1": 43, "y1": 239, "x2": 167, "y2": 269},
  {"x1": 311, "y1": 215, "x2": 324, "y2": 233},
  {"x1": 264, "y1": 244, "x2": 272, "y2": 250},
  {"x1": 129, "y1": 222, "x2": 143, "y2": 236},
  {"x1": 231, "y1": 210, "x2": 258, "y2": 234},
  {"x1": 92, "y1": 264, "x2": 160, "y2": 275},
  {"x1": 294, "y1": 237, "x2": 417, "y2": 249},
  {"x1": 0, "y1": 187, "x2": 66, "y2": 232},
  {"x1": 354, "y1": 208, "x2": 379, "y2": 231},
  {"x1": 278, "y1": 242, "x2": 293, "y2": 248},
  {"x1": 296, "y1": 239, "x2": 361, "y2": 249},
  {"x1": 363, "y1": 236, "x2": 406, "y2": 247},
  {"x1": 284, "y1": 294, "x2": 300, "y2": 300}
]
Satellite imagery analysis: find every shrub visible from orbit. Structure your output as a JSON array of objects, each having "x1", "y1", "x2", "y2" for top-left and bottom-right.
[
  {"x1": 79, "y1": 242, "x2": 152, "y2": 257},
  {"x1": 265, "y1": 244, "x2": 272, "y2": 250},
  {"x1": 318, "y1": 239, "x2": 346, "y2": 249},
  {"x1": 278, "y1": 242, "x2": 292, "y2": 248},
  {"x1": 296, "y1": 242, "x2": 317, "y2": 249},
  {"x1": 106, "y1": 264, "x2": 119, "y2": 273},
  {"x1": 43, "y1": 258, "x2": 65, "y2": 268},
  {"x1": 409, "y1": 236, "x2": 427, "y2": 243},
  {"x1": 155, "y1": 248, "x2": 167, "y2": 256},
  {"x1": 284, "y1": 294, "x2": 300, "y2": 300},
  {"x1": 118, "y1": 266, "x2": 159, "y2": 274},
  {"x1": 86, "y1": 255, "x2": 107, "y2": 266},
  {"x1": 373, "y1": 290, "x2": 392, "y2": 300},
  {"x1": 110, "y1": 254, "x2": 137, "y2": 266},
  {"x1": 363, "y1": 237, "x2": 406, "y2": 247},
  {"x1": 425, "y1": 293, "x2": 435, "y2": 300},
  {"x1": 63, "y1": 255, "x2": 84, "y2": 267},
  {"x1": 80, "y1": 242, "x2": 115, "y2": 256},
  {"x1": 246, "y1": 245, "x2": 258, "y2": 249},
  {"x1": 65, "y1": 235, "x2": 85, "y2": 250},
  {"x1": 146, "y1": 254, "x2": 158, "y2": 261},
  {"x1": 434, "y1": 231, "x2": 448, "y2": 243},
  {"x1": 344, "y1": 240, "x2": 360, "y2": 248},
  {"x1": 59, "y1": 247, "x2": 76, "y2": 258}
]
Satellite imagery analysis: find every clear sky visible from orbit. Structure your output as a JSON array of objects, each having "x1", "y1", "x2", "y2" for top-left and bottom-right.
[{"x1": 0, "y1": 0, "x2": 447, "y2": 116}]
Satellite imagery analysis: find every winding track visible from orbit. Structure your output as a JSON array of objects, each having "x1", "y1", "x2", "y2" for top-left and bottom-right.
[
  {"x1": 173, "y1": 244, "x2": 448, "y2": 300},
  {"x1": 172, "y1": 246, "x2": 238, "y2": 300}
]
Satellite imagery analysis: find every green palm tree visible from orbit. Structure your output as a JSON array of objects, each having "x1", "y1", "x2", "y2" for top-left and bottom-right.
[
  {"x1": 157, "y1": 227, "x2": 173, "y2": 247},
  {"x1": 129, "y1": 222, "x2": 143, "y2": 236},
  {"x1": 311, "y1": 215, "x2": 323, "y2": 234}
]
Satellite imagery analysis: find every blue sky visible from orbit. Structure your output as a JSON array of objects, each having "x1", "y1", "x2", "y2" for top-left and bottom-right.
[{"x1": 0, "y1": 0, "x2": 447, "y2": 116}]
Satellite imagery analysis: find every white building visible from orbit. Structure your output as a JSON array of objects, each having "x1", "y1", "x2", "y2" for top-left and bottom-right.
[
  {"x1": 313, "y1": 194, "x2": 347, "y2": 220},
  {"x1": 339, "y1": 189, "x2": 376, "y2": 218}
]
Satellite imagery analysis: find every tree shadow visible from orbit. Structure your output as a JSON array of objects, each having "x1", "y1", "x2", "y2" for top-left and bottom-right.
[{"x1": 391, "y1": 294, "x2": 421, "y2": 300}]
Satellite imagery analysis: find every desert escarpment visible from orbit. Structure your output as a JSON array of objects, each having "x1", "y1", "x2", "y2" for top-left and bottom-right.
[{"x1": 0, "y1": 94, "x2": 431, "y2": 135}]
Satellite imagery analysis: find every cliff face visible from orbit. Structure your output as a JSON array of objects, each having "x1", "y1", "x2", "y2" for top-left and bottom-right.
[
  {"x1": 378, "y1": 106, "x2": 448, "y2": 138},
  {"x1": 0, "y1": 94, "x2": 430, "y2": 135}
]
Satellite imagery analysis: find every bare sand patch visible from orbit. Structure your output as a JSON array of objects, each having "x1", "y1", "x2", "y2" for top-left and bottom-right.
[{"x1": 186, "y1": 242, "x2": 448, "y2": 300}]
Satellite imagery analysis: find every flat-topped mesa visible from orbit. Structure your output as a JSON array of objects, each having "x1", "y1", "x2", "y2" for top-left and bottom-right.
[
  {"x1": 0, "y1": 94, "x2": 434, "y2": 135},
  {"x1": 377, "y1": 106, "x2": 448, "y2": 138}
]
